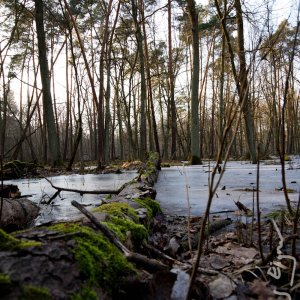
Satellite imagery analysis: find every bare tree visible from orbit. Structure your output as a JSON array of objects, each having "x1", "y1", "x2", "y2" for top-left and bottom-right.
[
  {"x1": 187, "y1": 0, "x2": 201, "y2": 164},
  {"x1": 34, "y1": 0, "x2": 62, "y2": 166}
]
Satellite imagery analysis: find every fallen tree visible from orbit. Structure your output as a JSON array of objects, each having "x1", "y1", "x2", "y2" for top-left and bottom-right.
[{"x1": 0, "y1": 152, "x2": 181, "y2": 299}]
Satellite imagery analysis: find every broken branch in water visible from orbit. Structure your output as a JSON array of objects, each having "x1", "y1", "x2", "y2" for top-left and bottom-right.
[
  {"x1": 71, "y1": 200, "x2": 169, "y2": 272},
  {"x1": 44, "y1": 177, "x2": 126, "y2": 204}
]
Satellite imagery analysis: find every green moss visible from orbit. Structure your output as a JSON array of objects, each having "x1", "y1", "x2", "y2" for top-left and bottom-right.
[
  {"x1": 3, "y1": 160, "x2": 39, "y2": 170},
  {"x1": 105, "y1": 194, "x2": 112, "y2": 200},
  {"x1": 134, "y1": 197, "x2": 162, "y2": 220},
  {"x1": 161, "y1": 163, "x2": 170, "y2": 167},
  {"x1": 147, "y1": 151, "x2": 159, "y2": 161},
  {"x1": 48, "y1": 223, "x2": 135, "y2": 291},
  {"x1": 0, "y1": 273, "x2": 11, "y2": 285},
  {"x1": 142, "y1": 160, "x2": 157, "y2": 175},
  {"x1": 138, "y1": 152, "x2": 160, "y2": 181},
  {"x1": 22, "y1": 285, "x2": 51, "y2": 300},
  {"x1": 4, "y1": 160, "x2": 25, "y2": 169},
  {"x1": 0, "y1": 272, "x2": 12, "y2": 295},
  {"x1": 93, "y1": 202, "x2": 147, "y2": 250},
  {"x1": 266, "y1": 209, "x2": 292, "y2": 223},
  {"x1": 0, "y1": 229, "x2": 41, "y2": 251},
  {"x1": 72, "y1": 287, "x2": 98, "y2": 300},
  {"x1": 104, "y1": 216, "x2": 147, "y2": 250},
  {"x1": 93, "y1": 202, "x2": 138, "y2": 223}
]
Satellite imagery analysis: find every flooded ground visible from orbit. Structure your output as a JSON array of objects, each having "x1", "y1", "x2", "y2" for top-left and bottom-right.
[
  {"x1": 4, "y1": 171, "x2": 137, "y2": 225},
  {"x1": 155, "y1": 157, "x2": 300, "y2": 217},
  {"x1": 4, "y1": 157, "x2": 300, "y2": 225}
]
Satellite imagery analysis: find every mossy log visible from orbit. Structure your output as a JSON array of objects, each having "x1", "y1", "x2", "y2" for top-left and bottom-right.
[
  {"x1": 2, "y1": 160, "x2": 39, "y2": 180},
  {"x1": 72, "y1": 200, "x2": 168, "y2": 272},
  {"x1": 0, "y1": 152, "x2": 173, "y2": 299}
]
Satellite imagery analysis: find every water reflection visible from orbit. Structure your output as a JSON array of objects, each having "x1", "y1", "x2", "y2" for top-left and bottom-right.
[{"x1": 5, "y1": 171, "x2": 137, "y2": 225}]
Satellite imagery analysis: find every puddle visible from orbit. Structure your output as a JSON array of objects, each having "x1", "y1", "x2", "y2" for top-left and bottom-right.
[{"x1": 4, "y1": 171, "x2": 137, "y2": 225}]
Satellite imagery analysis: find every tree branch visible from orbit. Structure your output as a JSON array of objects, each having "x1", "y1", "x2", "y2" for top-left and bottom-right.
[{"x1": 44, "y1": 177, "x2": 126, "y2": 204}]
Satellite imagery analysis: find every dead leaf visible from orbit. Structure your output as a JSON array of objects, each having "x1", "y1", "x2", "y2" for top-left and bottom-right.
[
  {"x1": 208, "y1": 254, "x2": 230, "y2": 270},
  {"x1": 208, "y1": 275, "x2": 236, "y2": 299},
  {"x1": 215, "y1": 243, "x2": 258, "y2": 260},
  {"x1": 249, "y1": 279, "x2": 277, "y2": 300},
  {"x1": 164, "y1": 237, "x2": 180, "y2": 256}
]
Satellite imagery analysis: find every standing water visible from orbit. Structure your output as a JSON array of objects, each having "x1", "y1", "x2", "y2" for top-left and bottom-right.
[
  {"x1": 4, "y1": 171, "x2": 137, "y2": 225},
  {"x1": 155, "y1": 157, "x2": 300, "y2": 217}
]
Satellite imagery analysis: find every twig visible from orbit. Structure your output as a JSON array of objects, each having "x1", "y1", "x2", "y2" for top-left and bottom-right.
[
  {"x1": 0, "y1": 155, "x2": 3, "y2": 224},
  {"x1": 44, "y1": 177, "x2": 127, "y2": 204},
  {"x1": 183, "y1": 164, "x2": 193, "y2": 255},
  {"x1": 15, "y1": 194, "x2": 34, "y2": 199},
  {"x1": 48, "y1": 231, "x2": 84, "y2": 240},
  {"x1": 256, "y1": 147, "x2": 264, "y2": 263},
  {"x1": 292, "y1": 193, "x2": 300, "y2": 256},
  {"x1": 144, "y1": 243, "x2": 176, "y2": 264},
  {"x1": 71, "y1": 200, "x2": 169, "y2": 272},
  {"x1": 209, "y1": 210, "x2": 235, "y2": 214},
  {"x1": 47, "y1": 190, "x2": 61, "y2": 203}
]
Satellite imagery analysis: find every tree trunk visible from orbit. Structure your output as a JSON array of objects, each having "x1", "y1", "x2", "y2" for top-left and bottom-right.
[
  {"x1": 34, "y1": 0, "x2": 62, "y2": 167},
  {"x1": 234, "y1": 0, "x2": 257, "y2": 163},
  {"x1": 168, "y1": 0, "x2": 177, "y2": 159},
  {"x1": 131, "y1": 0, "x2": 147, "y2": 161},
  {"x1": 218, "y1": 3, "x2": 226, "y2": 161},
  {"x1": 141, "y1": 1, "x2": 160, "y2": 156},
  {"x1": 63, "y1": 40, "x2": 70, "y2": 161},
  {"x1": 187, "y1": 0, "x2": 201, "y2": 164}
]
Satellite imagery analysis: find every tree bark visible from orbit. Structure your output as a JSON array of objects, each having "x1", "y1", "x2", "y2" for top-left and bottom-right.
[
  {"x1": 168, "y1": 0, "x2": 177, "y2": 159},
  {"x1": 131, "y1": 0, "x2": 147, "y2": 161},
  {"x1": 234, "y1": 0, "x2": 257, "y2": 163},
  {"x1": 141, "y1": 1, "x2": 160, "y2": 156},
  {"x1": 34, "y1": 0, "x2": 62, "y2": 166},
  {"x1": 187, "y1": 0, "x2": 201, "y2": 164}
]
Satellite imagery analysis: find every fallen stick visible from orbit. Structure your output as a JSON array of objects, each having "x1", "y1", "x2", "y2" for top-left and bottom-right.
[
  {"x1": 47, "y1": 190, "x2": 61, "y2": 204},
  {"x1": 71, "y1": 200, "x2": 169, "y2": 272},
  {"x1": 44, "y1": 178, "x2": 127, "y2": 204},
  {"x1": 144, "y1": 243, "x2": 176, "y2": 264}
]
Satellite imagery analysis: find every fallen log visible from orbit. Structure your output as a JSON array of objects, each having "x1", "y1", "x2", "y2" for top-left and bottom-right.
[
  {"x1": 72, "y1": 200, "x2": 169, "y2": 272},
  {"x1": 0, "y1": 152, "x2": 167, "y2": 299}
]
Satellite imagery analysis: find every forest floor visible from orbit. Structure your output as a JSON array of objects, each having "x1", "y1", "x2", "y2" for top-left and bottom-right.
[
  {"x1": 2, "y1": 157, "x2": 300, "y2": 299},
  {"x1": 149, "y1": 156, "x2": 300, "y2": 299},
  {"x1": 148, "y1": 211, "x2": 300, "y2": 299}
]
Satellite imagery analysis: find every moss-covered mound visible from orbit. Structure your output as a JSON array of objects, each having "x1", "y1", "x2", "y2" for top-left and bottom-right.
[
  {"x1": 3, "y1": 160, "x2": 39, "y2": 179},
  {"x1": 139, "y1": 152, "x2": 161, "y2": 184},
  {"x1": 49, "y1": 223, "x2": 136, "y2": 292},
  {"x1": 0, "y1": 223, "x2": 136, "y2": 299},
  {"x1": 0, "y1": 151, "x2": 163, "y2": 299},
  {"x1": 93, "y1": 202, "x2": 148, "y2": 250}
]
